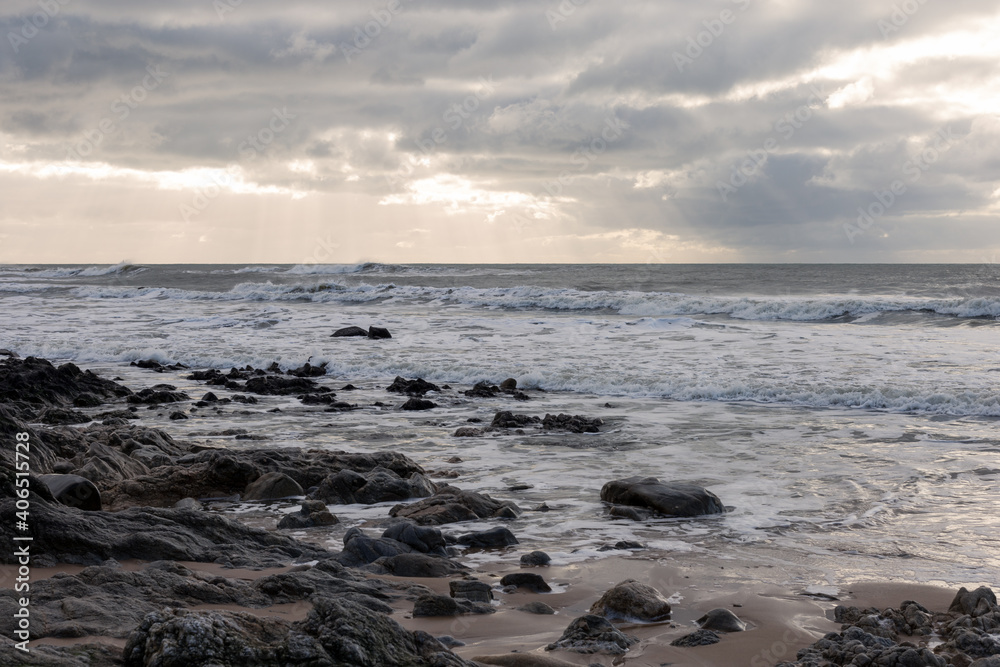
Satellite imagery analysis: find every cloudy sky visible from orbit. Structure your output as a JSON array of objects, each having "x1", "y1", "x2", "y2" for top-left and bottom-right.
[{"x1": 0, "y1": 0, "x2": 997, "y2": 264}]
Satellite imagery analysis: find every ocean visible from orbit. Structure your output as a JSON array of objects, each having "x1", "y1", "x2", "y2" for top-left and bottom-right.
[{"x1": 2, "y1": 262, "x2": 998, "y2": 590}]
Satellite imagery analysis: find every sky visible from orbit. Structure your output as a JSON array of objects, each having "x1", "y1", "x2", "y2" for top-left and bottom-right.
[{"x1": 0, "y1": 0, "x2": 998, "y2": 264}]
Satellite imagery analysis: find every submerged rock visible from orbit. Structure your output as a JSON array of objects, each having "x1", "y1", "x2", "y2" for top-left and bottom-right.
[
  {"x1": 590, "y1": 580, "x2": 672, "y2": 623},
  {"x1": 277, "y1": 500, "x2": 339, "y2": 529},
  {"x1": 401, "y1": 397, "x2": 437, "y2": 411},
  {"x1": 332, "y1": 326, "x2": 369, "y2": 337},
  {"x1": 600, "y1": 476, "x2": 725, "y2": 517},
  {"x1": 671, "y1": 629, "x2": 721, "y2": 647}
]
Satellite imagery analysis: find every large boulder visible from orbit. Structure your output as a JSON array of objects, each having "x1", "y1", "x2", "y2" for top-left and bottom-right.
[
  {"x1": 589, "y1": 579, "x2": 672, "y2": 623},
  {"x1": 600, "y1": 477, "x2": 725, "y2": 517},
  {"x1": 381, "y1": 522, "x2": 448, "y2": 555},
  {"x1": 244, "y1": 472, "x2": 304, "y2": 501},
  {"x1": 310, "y1": 468, "x2": 436, "y2": 505}
]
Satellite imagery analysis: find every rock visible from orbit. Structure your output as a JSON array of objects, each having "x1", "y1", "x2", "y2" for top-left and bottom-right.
[
  {"x1": 465, "y1": 381, "x2": 500, "y2": 398},
  {"x1": 287, "y1": 362, "x2": 328, "y2": 378},
  {"x1": 381, "y1": 522, "x2": 448, "y2": 555},
  {"x1": 545, "y1": 614, "x2": 638, "y2": 655},
  {"x1": 590, "y1": 580, "x2": 672, "y2": 623},
  {"x1": 500, "y1": 378, "x2": 518, "y2": 390},
  {"x1": 104, "y1": 451, "x2": 262, "y2": 508},
  {"x1": 0, "y1": 357, "x2": 132, "y2": 408},
  {"x1": 500, "y1": 572, "x2": 551, "y2": 593},
  {"x1": 36, "y1": 407, "x2": 91, "y2": 425},
  {"x1": 310, "y1": 468, "x2": 436, "y2": 505},
  {"x1": 244, "y1": 375, "x2": 324, "y2": 396},
  {"x1": 335, "y1": 529, "x2": 415, "y2": 567},
  {"x1": 951, "y1": 587, "x2": 999, "y2": 616},
  {"x1": 168, "y1": 411, "x2": 188, "y2": 420},
  {"x1": 244, "y1": 472, "x2": 304, "y2": 500},
  {"x1": 437, "y1": 636, "x2": 465, "y2": 648},
  {"x1": 0, "y1": 494, "x2": 328, "y2": 568},
  {"x1": 542, "y1": 413, "x2": 604, "y2": 433},
  {"x1": 597, "y1": 541, "x2": 645, "y2": 552},
  {"x1": 202, "y1": 392, "x2": 219, "y2": 402},
  {"x1": 124, "y1": 598, "x2": 479, "y2": 667},
  {"x1": 129, "y1": 387, "x2": 190, "y2": 405},
  {"x1": 520, "y1": 551, "x2": 552, "y2": 566},
  {"x1": 476, "y1": 656, "x2": 578, "y2": 667},
  {"x1": 697, "y1": 608, "x2": 746, "y2": 632},
  {"x1": 491, "y1": 411, "x2": 541, "y2": 429},
  {"x1": 389, "y1": 485, "x2": 521, "y2": 525},
  {"x1": 518, "y1": 601, "x2": 556, "y2": 615},
  {"x1": 332, "y1": 326, "x2": 369, "y2": 337},
  {"x1": 402, "y1": 397, "x2": 437, "y2": 411},
  {"x1": 450, "y1": 580, "x2": 493, "y2": 603},
  {"x1": 387, "y1": 376, "x2": 439, "y2": 396},
  {"x1": 363, "y1": 553, "x2": 469, "y2": 578},
  {"x1": 454, "y1": 427, "x2": 484, "y2": 437},
  {"x1": 38, "y1": 474, "x2": 102, "y2": 511},
  {"x1": 368, "y1": 326, "x2": 393, "y2": 339},
  {"x1": 600, "y1": 476, "x2": 725, "y2": 517},
  {"x1": 456, "y1": 526, "x2": 519, "y2": 548},
  {"x1": 413, "y1": 593, "x2": 494, "y2": 617},
  {"x1": 174, "y1": 497, "x2": 202, "y2": 510},
  {"x1": 670, "y1": 629, "x2": 721, "y2": 647},
  {"x1": 277, "y1": 500, "x2": 339, "y2": 529}
]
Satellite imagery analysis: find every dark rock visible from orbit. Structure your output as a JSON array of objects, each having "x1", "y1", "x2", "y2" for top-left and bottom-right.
[
  {"x1": 73, "y1": 393, "x2": 103, "y2": 408},
  {"x1": 590, "y1": 579, "x2": 672, "y2": 623},
  {"x1": 174, "y1": 498, "x2": 202, "y2": 510},
  {"x1": 387, "y1": 376, "x2": 440, "y2": 396},
  {"x1": 671, "y1": 629, "x2": 721, "y2": 647},
  {"x1": 456, "y1": 526, "x2": 519, "y2": 549},
  {"x1": 500, "y1": 378, "x2": 517, "y2": 390},
  {"x1": 287, "y1": 362, "x2": 327, "y2": 378},
  {"x1": 368, "y1": 326, "x2": 392, "y2": 339},
  {"x1": 363, "y1": 553, "x2": 469, "y2": 578},
  {"x1": 542, "y1": 413, "x2": 604, "y2": 433},
  {"x1": 518, "y1": 601, "x2": 556, "y2": 615},
  {"x1": 454, "y1": 427, "x2": 484, "y2": 437},
  {"x1": 277, "y1": 500, "x2": 339, "y2": 529},
  {"x1": 500, "y1": 572, "x2": 551, "y2": 593},
  {"x1": 244, "y1": 472, "x2": 304, "y2": 500},
  {"x1": 491, "y1": 411, "x2": 540, "y2": 429},
  {"x1": 0, "y1": 357, "x2": 132, "y2": 407},
  {"x1": 341, "y1": 384, "x2": 358, "y2": 390},
  {"x1": 597, "y1": 541, "x2": 645, "y2": 552},
  {"x1": 608, "y1": 505, "x2": 649, "y2": 521},
  {"x1": 951, "y1": 587, "x2": 999, "y2": 616},
  {"x1": 389, "y1": 485, "x2": 521, "y2": 525},
  {"x1": 128, "y1": 387, "x2": 190, "y2": 405},
  {"x1": 169, "y1": 411, "x2": 188, "y2": 420},
  {"x1": 335, "y1": 528, "x2": 415, "y2": 567},
  {"x1": 231, "y1": 394, "x2": 258, "y2": 404},
  {"x1": 299, "y1": 393, "x2": 341, "y2": 405},
  {"x1": 601, "y1": 476, "x2": 725, "y2": 517},
  {"x1": 381, "y1": 522, "x2": 448, "y2": 555},
  {"x1": 546, "y1": 614, "x2": 639, "y2": 655},
  {"x1": 698, "y1": 608, "x2": 746, "y2": 632},
  {"x1": 402, "y1": 397, "x2": 438, "y2": 411},
  {"x1": 520, "y1": 551, "x2": 552, "y2": 566},
  {"x1": 332, "y1": 326, "x2": 369, "y2": 337},
  {"x1": 201, "y1": 392, "x2": 219, "y2": 402},
  {"x1": 465, "y1": 381, "x2": 499, "y2": 398},
  {"x1": 437, "y1": 636, "x2": 465, "y2": 648},
  {"x1": 413, "y1": 593, "x2": 494, "y2": 617},
  {"x1": 450, "y1": 580, "x2": 493, "y2": 603},
  {"x1": 38, "y1": 474, "x2": 101, "y2": 511},
  {"x1": 310, "y1": 468, "x2": 436, "y2": 505},
  {"x1": 244, "y1": 375, "x2": 323, "y2": 396},
  {"x1": 36, "y1": 407, "x2": 91, "y2": 425}
]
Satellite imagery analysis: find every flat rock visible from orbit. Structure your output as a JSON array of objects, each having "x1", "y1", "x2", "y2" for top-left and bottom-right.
[{"x1": 600, "y1": 476, "x2": 725, "y2": 517}]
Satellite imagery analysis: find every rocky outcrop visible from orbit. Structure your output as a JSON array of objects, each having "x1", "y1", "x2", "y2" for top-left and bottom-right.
[
  {"x1": 589, "y1": 580, "x2": 672, "y2": 623},
  {"x1": 600, "y1": 477, "x2": 725, "y2": 518},
  {"x1": 389, "y1": 486, "x2": 520, "y2": 525},
  {"x1": 310, "y1": 468, "x2": 436, "y2": 505},
  {"x1": 0, "y1": 357, "x2": 132, "y2": 410}
]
